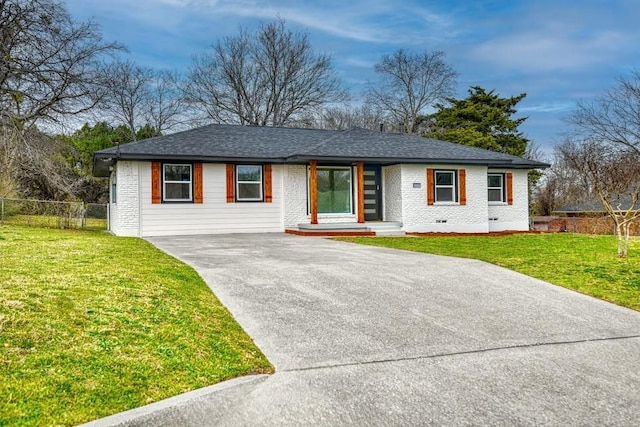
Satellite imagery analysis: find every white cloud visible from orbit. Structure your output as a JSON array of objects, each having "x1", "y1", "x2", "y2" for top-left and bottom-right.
[
  {"x1": 518, "y1": 102, "x2": 575, "y2": 113},
  {"x1": 68, "y1": 0, "x2": 457, "y2": 48},
  {"x1": 340, "y1": 57, "x2": 377, "y2": 69},
  {"x1": 175, "y1": 0, "x2": 456, "y2": 44},
  {"x1": 472, "y1": 29, "x2": 627, "y2": 72}
]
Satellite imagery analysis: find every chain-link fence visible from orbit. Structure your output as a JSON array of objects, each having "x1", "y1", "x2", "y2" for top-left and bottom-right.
[{"x1": 0, "y1": 198, "x2": 108, "y2": 231}]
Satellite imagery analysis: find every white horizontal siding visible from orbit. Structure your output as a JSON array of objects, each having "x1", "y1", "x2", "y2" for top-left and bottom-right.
[{"x1": 139, "y1": 162, "x2": 284, "y2": 236}]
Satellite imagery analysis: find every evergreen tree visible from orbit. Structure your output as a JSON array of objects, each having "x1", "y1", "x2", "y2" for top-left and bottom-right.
[{"x1": 423, "y1": 86, "x2": 528, "y2": 156}]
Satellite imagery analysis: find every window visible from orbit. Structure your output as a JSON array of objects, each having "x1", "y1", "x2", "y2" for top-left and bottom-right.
[
  {"x1": 435, "y1": 170, "x2": 457, "y2": 203},
  {"x1": 488, "y1": 173, "x2": 505, "y2": 202},
  {"x1": 163, "y1": 164, "x2": 192, "y2": 201},
  {"x1": 111, "y1": 173, "x2": 117, "y2": 204},
  {"x1": 236, "y1": 165, "x2": 263, "y2": 201},
  {"x1": 315, "y1": 167, "x2": 352, "y2": 214},
  {"x1": 111, "y1": 181, "x2": 117, "y2": 204}
]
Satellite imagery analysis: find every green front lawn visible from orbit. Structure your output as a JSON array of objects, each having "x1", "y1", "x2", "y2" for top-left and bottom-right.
[
  {"x1": 338, "y1": 234, "x2": 640, "y2": 311},
  {"x1": 0, "y1": 226, "x2": 272, "y2": 426}
]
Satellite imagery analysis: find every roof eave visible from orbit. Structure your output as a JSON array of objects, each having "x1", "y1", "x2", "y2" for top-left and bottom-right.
[
  {"x1": 287, "y1": 155, "x2": 549, "y2": 169},
  {"x1": 92, "y1": 152, "x2": 550, "y2": 176},
  {"x1": 94, "y1": 152, "x2": 288, "y2": 163},
  {"x1": 93, "y1": 155, "x2": 115, "y2": 177},
  {"x1": 486, "y1": 161, "x2": 550, "y2": 169}
]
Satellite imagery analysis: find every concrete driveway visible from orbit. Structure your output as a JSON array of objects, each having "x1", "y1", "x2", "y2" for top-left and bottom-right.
[{"x1": 90, "y1": 233, "x2": 640, "y2": 426}]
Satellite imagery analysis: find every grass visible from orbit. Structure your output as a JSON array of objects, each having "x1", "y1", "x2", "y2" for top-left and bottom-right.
[
  {"x1": 0, "y1": 225, "x2": 273, "y2": 426},
  {"x1": 2, "y1": 214, "x2": 107, "y2": 231},
  {"x1": 338, "y1": 233, "x2": 640, "y2": 311}
]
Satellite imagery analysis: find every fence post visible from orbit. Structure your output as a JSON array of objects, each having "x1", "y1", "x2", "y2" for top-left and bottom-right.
[
  {"x1": 82, "y1": 202, "x2": 86, "y2": 229},
  {"x1": 1, "y1": 198, "x2": 4, "y2": 224}
]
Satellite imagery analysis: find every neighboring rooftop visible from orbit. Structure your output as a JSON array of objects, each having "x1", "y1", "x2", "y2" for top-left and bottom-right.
[
  {"x1": 554, "y1": 198, "x2": 640, "y2": 214},
  {"x1": 94, "y1": 124, "x2": 549, "y2": 177}
]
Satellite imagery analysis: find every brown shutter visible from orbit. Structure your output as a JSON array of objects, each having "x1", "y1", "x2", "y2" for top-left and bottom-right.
[
  {"x1": 151, "y1": 161, "x2": 161, "y2": 204},
  {"x1": 459, "y1": 169, "x2": 466, "y2": 206},
  {"x1": 194, "y1": 163, "x2": 203, "y2": 204},
  {"x1": 506, "y1": 172, "x2": 514, "y2": 205},
  {"x1": 226, "y1": 164, "x2": 235, "y2": 203},
  {"x1": 309, "y1": 160, "x2": 318, "y2": 224},
  {"x1": 357, "y1": 161, "x2": 365, "y2": 223},
  {"x1": 264, "y1": 164, "x2": 273, "y2": 203},
  {"x1": 426, "y1": 168, "x2": 434, "y2": 205}
]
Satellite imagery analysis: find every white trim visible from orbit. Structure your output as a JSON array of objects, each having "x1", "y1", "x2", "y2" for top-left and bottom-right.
[
  {"x1": 163, "y1": 163, "x2": 193, "y2": 202},
  {"x1": 235, "y1": 165, "x2": 264, "y2": 202},
  {"x1": 487, "y1": 172, "x2": 505, "y2": 203},
  {"x1": 434, "y1": 169, "x2": 457, "y2": 203}
]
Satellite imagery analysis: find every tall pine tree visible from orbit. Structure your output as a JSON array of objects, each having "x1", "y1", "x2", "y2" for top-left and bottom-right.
[{"x1": 423, "y1": 86, "x2": 528, "y2": 156}]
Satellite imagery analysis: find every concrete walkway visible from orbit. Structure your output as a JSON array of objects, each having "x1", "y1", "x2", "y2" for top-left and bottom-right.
[{"x1": 87, "y1": 233, "x2": 640, "y2": 426}]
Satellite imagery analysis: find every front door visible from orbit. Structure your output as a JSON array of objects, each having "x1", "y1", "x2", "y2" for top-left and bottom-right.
[{"x1": 363, "y1": 165, "x2": 382, "y2": 221}]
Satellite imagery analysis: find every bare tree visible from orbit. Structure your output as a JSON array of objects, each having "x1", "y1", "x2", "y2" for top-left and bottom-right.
[
  {"x1": 557, "y1": 139, "x2": 640, "y2": 257},
  {"x1": 98, "y1": 61, "x2": 186, "y2": 140},
  {"x1": 147, "y1": 69, "x2": 185, "y2": 134},
  {"x1": 559, "y1": 71, "x2": 640, "y2": 256},
  {"x1": 0, "y1": 0, "x2": 119, "y2": 200},
  {"x1": 532, "y1": 149, "x2": 592, "y2": 216},
  {"x1": 523, "y1": 140, "x2": 544, "y2": 162},
  {"x1": 311, "y1": 104, "x2": 388, "y2": 130},
  {"x1": 366, "y1": 49, "x2": 457, "y2": 134},
  {"x1": 2, "y1": 126, "x2": 99, "y2": 201},
  {"x1": 98, "y1": 60, "x2": 153, "y2": 141},
  {"x1": 0, "y1": 124, "x2": 21, "y2": 196},
  {"x1": 0, "y1": 0, "x2": 121, "y2": 126},
  {"x1": 568, "y1": 71, "x2": 640, "y2": 154},
  {"x1": 184, "y1": 19, "x2": 346, "y2": 127}
]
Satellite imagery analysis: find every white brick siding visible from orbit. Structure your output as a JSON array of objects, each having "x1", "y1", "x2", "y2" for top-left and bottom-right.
[
  {"x1": 383, "y1": 165, "x2": 402, "y2": 222},
  {"x1": 110, "y1": 161, "x2": 140, "y2": 236},
  {"x1": 283, "y1": 165, "x2": 308, "y2": 228},
  {"x1": 399, "y1": 165, "x2": 490, "y2": 233},
  {"x1": 487, "y1": 169, "x2": 530, "y2": 231}
]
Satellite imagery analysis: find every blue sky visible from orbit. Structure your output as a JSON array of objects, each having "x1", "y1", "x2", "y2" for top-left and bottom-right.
[{"x1": 66, "y1": 0, "x2": 640, "y2": 157}]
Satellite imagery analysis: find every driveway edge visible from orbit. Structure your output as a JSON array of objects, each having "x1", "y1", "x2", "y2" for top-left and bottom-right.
[{"x1": 80, "y1": 374, "x2": 270, "y2": 427}]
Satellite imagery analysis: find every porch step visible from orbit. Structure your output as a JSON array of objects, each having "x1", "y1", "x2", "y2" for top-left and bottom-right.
[
  {"x1": 366, "y1": 222, "x2": 405, "y2": 236},
  {"x1": 285, "y1": 229, "x2": 376, "y2": 237},
  {"x1": 298, "y1": 223, "x2": 369, "y2": 231},
  {"x1": 292, "y1": 221, "x2": 405, "y2": 236}
]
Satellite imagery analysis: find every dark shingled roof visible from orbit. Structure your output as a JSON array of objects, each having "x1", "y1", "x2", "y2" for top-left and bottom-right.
[
  {"x1": 93, "y1": 124, "x2": 549, "y2": 176},
  {"x1": 554, "y1": 198, "x2": 640, "y2": 214}
]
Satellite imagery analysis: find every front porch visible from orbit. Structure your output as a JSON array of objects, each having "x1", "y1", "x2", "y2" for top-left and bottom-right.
[{"x1": 285, "y1": 221, "x2": 404, "y2": 237}]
